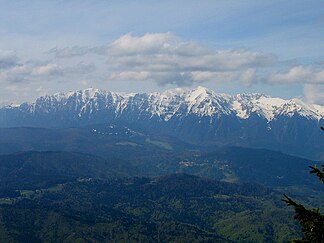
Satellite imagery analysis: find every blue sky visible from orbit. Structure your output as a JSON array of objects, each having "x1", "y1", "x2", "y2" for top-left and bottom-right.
[{"x1": 0, "y1": 0, "x2": 323, "y2": 104}]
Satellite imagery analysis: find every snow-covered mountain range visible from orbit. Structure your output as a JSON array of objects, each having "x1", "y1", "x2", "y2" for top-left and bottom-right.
[
  {"x1": 1, "y1": 86, "x2": 324, "y2": 159},
  {"x1": 2, "y1": 86, "x2": 323, "y2": 122}
]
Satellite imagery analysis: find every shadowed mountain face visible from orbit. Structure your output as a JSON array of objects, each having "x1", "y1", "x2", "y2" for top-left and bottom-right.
[{"x1": 1, "y1": 87, "x2": 323, "y2": 159}]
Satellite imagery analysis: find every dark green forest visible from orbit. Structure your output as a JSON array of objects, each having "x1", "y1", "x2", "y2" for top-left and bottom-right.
[
  {"x1": 0, "y1": 174, "x2": 301, "y2": 242},
  {"x1": 0, "y1": 127, "x2": 323, "y2": 242}
]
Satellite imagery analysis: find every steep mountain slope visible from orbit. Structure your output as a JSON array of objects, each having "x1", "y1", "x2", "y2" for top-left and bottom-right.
[{"x1": 1, "y1": 87, "x2": 323, "y2": 159}]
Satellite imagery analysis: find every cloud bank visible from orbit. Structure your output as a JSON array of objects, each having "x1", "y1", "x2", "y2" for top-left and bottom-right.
[
  {"x1": 49, "y1": 33, "x2": 275, "y2": 86},
  {"x1": 105, "y1": 33, "x2": 276, "y2": 86},
  {"x1": 0, "y1": 50, "x2": 19, "y2": 70},
  {"x1": 1, "y1": 33, "x2": 323, "y2": 104}
]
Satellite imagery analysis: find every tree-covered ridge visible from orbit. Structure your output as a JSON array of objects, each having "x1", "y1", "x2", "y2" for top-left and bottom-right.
[
  {"x1": 0, "y1": 148, "x2": 320, "y2": 195},
  {"x1": 0, "y1": 151, "x2": 137, "y2": 194},
  {"x1": 0, "y1": 143, "x2": 321, "y2": 241},
  {"x1": 0, "y1": 174, "x2": 300, "y2": 242}
]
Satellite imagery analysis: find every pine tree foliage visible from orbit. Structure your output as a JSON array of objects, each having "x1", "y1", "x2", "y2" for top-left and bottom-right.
[
  {"x1": 309, "y1": 165, "x2": 324, "y2": 184},
  {"x1": 282, "y1": 128, "x2": 324, "y2": 242},
  {"x1": 283, "y1": 194, "x2": 324, "y2": 242}
]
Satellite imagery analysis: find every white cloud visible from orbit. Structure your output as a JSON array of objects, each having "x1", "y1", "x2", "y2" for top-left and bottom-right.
[
  {"x1": 0, "y1": 65, "x2": 30, "y2": 83},
  {"x1": 314, "y1": 70, "x2": 324, "y2": 84},
  {"x1": 267, "y1": 66, "x2": 324, "y2": 85},
  {"x1": 190, "y1": 69, "x2": 256, "y2": 85},
  {"x1": 48, "y1": 33, "x2": 274, "y2": 86},
  {"x1": 0, "y1": 61, "x2": 95, "y2": 83},
  {"x1": 304, "y1": 84, "x2": 324, "y2": 105},
  {"x1": 1, "y1": 33, "x2": 323, "y2": 105},
  {"x1": 267, "y1": 66, "x2": 312, "y2": 84},
  {"x1": 49, "y1": 32, "x2": 276, "y2": 86},
  {"x1": 48, "y1": 46, "x2": 103, "y2": 58},
  {"x1": 268, "y1": 66, "x2": 324, "y2": 105},
  {"x1": 31, "y1": 63, "x2": 62, "y2": 76},
  {"x1": 0, "y1": 50, "x2": 19, "y2": 70},
  {"x1": 102, "y1": 32, "x2": 274, "y2": 86},
  {"x1": 1, "y1": 33, "x2": 323, "y2": 89}
]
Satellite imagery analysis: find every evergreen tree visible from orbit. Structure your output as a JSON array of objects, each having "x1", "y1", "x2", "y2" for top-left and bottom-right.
[{"x1": 282, "y1": 127, "x2": 324, "y2": 242}]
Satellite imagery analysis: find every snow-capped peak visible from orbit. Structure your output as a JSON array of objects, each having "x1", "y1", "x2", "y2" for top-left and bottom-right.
[
  {"x1": 162, "y1": 87, "x2": 187, "y2": 96},
  {"x1": 2, "y1": 86, "x2": 324, "y2": 122},
  {"x1": 231, "y1": 93, "x2": 323, "y2": 121}
]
